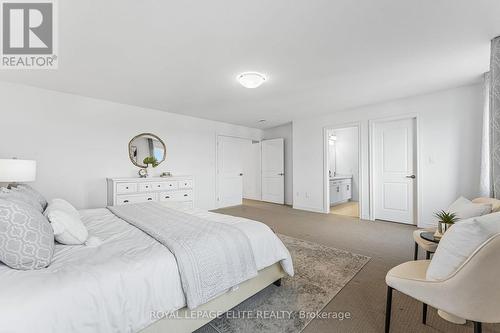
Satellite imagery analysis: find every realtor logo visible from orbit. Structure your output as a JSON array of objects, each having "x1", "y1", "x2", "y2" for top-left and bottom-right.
[{"x1": 1, "y1": 0, "x2": 57, "y2": 69}]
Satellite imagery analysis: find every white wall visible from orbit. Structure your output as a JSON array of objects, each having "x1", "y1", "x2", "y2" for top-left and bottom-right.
[
  {"x1": 332, "y1": 127, "x2": 359, "y2": 201},
  {"x1": 0, "y1": 82, "x2": 262, "y2": 210},
  {"x1": 243, "y1": 142, "x2": 261, "y2": 201},
  {"x1": 263, "y1": 123, "x2": 293, "y2": 205},
  {"x1": 293, "y1": 83, "x2": 483, "y2": 227}
]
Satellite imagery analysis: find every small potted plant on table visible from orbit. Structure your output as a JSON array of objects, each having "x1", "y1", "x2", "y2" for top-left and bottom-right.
[
  {"x1": 143, "y1": 156, "x2": 159, "y2": 178},
  {"x1": 433, "y1": 210, "x2": 459, "y2": 239}
]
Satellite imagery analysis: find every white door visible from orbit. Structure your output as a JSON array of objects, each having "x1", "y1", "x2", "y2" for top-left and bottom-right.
[
  {"x1": 243, "y1": 142, "x2": 262, "y2": 201},
  {"x1": 217, "y1": 136, "x2": 249, "y2": 208},
  {"x1": 261, "y1": 138, "x2": 285, "y2": 204},
  {"x1": 373, "y1": 118, "x2": 416, "y2": 224}
]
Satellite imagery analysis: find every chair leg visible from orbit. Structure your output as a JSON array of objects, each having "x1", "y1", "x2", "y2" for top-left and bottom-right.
[
  {"x1": 422, "y1": 303, "x2": 428, "y2": 325},
  {"x1": 426, "y1": 251, "x2": 431, "y2": 260},
  {"x1": 414, "y1": 242, "x2": 418, "y2": 260},
  {"x1": 385, "y1": 286, "x2": 393, "y2": 333},
  {"x1": 474, "y1": 321, "x2": 482, "y2": 333}
]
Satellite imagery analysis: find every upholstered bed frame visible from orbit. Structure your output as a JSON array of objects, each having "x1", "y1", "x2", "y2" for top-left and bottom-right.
[{"x1": 141, "y1": 263, "x2": 285, "y2": 333}]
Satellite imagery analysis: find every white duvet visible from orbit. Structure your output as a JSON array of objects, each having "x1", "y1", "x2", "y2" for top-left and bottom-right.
[{"x1": 0, "y1": 208, "x2": 293, "y2": 333}]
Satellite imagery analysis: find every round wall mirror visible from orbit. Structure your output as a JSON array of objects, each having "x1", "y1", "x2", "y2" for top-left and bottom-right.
[{"x1": 128, "y1": 133, "x2": 166, "y2": 168}]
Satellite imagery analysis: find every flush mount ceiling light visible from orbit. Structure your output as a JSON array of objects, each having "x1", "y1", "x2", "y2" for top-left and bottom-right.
[{"x1": 237, "y1": 72, "x2": 267, "y2": 89}]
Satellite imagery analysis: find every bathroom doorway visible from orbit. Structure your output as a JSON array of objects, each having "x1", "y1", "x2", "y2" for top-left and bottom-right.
[{"x1": 324, "y1": 125, "x2": 361, "y2": 218}]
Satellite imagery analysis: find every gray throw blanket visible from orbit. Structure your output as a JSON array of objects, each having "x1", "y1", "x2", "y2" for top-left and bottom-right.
[{"x1": 108, "y1": 202, "x2": 258, "y2": 309}]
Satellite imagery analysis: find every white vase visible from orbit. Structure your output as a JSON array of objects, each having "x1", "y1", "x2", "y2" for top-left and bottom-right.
[{"x1": 146, "y1": 165, "x2": 154, "y2": 178}]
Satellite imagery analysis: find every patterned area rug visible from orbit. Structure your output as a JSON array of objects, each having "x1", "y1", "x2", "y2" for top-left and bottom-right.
[{"x1": 195, "y1": 234, "x2": 370, "y2": 333}]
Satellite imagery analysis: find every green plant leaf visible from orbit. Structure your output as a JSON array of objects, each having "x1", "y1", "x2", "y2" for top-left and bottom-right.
[
  {"x1": 433, "y1": 210, "x2": 459, "y2": 224},
  {"x1": 143, "y1": 156, "x2": 159, "y2": 167}
]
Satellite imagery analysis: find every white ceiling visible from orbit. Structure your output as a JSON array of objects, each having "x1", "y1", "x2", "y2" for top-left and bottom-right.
[{"x1": 1, "y1": 0, "x2": 499, "y2": 128}]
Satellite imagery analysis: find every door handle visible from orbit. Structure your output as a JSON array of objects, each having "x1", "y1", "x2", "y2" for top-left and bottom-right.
[
  {"x1": 406, "y1": 175, "x2": 416, "y2": 179},
  {"x1": 278, "y1": 173, "x2": 284, "y2": 176}
]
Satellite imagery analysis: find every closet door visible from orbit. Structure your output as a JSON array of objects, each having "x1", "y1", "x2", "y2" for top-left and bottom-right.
[
  {"x1": 372, "y1": 118, "x2": 416, "y2": 224},
  {"x1": 261, "y1": 138, "x2": 285, "y2": 204},
  {"x1": 217, "y1": 136, "x2": 249, "y2": 208}
]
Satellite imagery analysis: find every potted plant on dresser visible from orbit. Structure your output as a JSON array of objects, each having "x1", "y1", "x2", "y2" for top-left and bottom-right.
[{"x1": 143, "y1": 156, "x2": 159, "y2": 178}]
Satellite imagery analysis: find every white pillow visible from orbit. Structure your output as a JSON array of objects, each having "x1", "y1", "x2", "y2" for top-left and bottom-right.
[
  {"x1": 47, "y1": 198, "x2": 80, "y2": 219},
  {"x1": 447, "y1": 196, "x2": 491, "y2": 220},
  {"x1": 44, "y1": 200, "x2": 88, "y2": 245},
  {"x1": 472, "y1": 197, "x2": 500, "y2": 213},
  {"x1": 426, "y1": 212, "x2": 500, "y2": 281}
]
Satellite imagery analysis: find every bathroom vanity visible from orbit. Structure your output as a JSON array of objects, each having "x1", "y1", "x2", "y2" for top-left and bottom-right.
[{"x1": 329, "y1": 176, "x2": 352, "y2": 205}]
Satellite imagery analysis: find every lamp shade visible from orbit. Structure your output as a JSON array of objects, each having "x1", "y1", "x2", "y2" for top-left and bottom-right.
[{"x1": 0, "y1": 159, "x2": 36, "y2": 182}]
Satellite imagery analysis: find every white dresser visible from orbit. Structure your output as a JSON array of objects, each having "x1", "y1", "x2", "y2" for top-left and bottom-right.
[{"x1": 107, "y1": 176, "x2": 194, "y2": 209}]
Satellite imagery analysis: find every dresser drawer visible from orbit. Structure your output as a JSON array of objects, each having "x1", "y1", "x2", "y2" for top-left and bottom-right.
[
  {"x1": 116, "y1": 183, "x2": 137, "y2": 194},
  {"x1": 159, "y1": 190, "x2": 193, "y2": 202},
  {"x1": 116, "y1": 193, "x2": 157, "y2": 205},
  {"x1": 178, "y1": 179, "x2": 193, "y2": 189},
  {"x1": 163, "y1": 181, "x2": 178, "y2": 190},
  {"x1": 149, "y1": 182, "x2": 167, "y2": 191},
  {"x1": 138, "y1": 183, "x2": 154, "y2": 192}
]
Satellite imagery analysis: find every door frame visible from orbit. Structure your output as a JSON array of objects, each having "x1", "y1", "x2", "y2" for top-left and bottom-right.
[
  {"x1": 215, "y1": 133, "x2": 257, "y2": 209},
  {"x1": 368, "y1": 114, "x2": 421, "y2": 225},
  {"x1": 322, "y1": 122, "x2": 363, "y2": 216}
]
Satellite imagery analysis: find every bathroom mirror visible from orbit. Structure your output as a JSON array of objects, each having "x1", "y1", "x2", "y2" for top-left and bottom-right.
[{"x1": 128, "y1": 133, "x2": 166, "y2": 168}]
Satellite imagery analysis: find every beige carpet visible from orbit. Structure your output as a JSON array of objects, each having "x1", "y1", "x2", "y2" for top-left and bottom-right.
[{"x1": 212, "y1": 200, "x2": 500, "y2": 333}]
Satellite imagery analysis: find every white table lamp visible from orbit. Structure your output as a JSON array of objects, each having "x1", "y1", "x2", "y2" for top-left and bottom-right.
[{"x1": 0, "y1": 159, "x2": 37, "y2": 183}]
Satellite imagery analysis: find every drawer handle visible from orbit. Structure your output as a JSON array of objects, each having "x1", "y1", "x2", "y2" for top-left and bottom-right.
[
  {"x1": 165, "y1": 196, "x2": 170, "y2": 199},
  {"x1": 125, "y1": 187, "x2": 129, "y2": 189},
  {"x1": 157, "y1": 185, "x2": 161, "y2": 188},
  {"x1": 147, "y1": 198, "x2": 153, "y2": 201},
  {"x1": 169, "y1": 184, "x2": 172, "y2": 187},
  {"x1": 124, "y1": 200, "x2": 129, "y2": 203},
  {"x1": 184, "y1": 194, "x2": 188, "y2": 197}
]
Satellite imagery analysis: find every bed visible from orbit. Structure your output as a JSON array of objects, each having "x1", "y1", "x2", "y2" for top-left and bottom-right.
[{"x1": 0, "y1": 205, "x2": 293, "y2": 333}]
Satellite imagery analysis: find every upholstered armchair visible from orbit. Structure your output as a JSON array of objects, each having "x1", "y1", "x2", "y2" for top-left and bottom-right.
[{"x1": 385, "y1": 233, "x2": 500, "y2": 333}]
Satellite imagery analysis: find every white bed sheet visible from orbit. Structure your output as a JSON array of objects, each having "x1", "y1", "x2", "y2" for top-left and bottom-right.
[{"x1": 0, "y1": 207, "x2": 292, "y2": 333}]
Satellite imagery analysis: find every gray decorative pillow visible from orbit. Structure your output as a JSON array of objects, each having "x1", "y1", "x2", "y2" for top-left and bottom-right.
[
  {"x1": 15, "y1": 184, "x2": 48, "y2": 210},
  {"x1": 0, "y1": 199, "x2": 54, "y2": 270},
  {"x1": 0, "y1": 187, "x2": 43, "y2": 212}
]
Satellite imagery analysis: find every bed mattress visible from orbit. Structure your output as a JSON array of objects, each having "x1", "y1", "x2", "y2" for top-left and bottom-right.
[{"x1": 0, "y1": 207, "x2": 292, "y2": 333}]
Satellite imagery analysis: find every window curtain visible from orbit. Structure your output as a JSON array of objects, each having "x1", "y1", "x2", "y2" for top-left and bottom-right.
[
  {"x1": 480, "y1": 72, "x2": 491, "y2": 197},
  {"x1": 490, "y1": 36, "x2": 500, "y2": 198}
]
